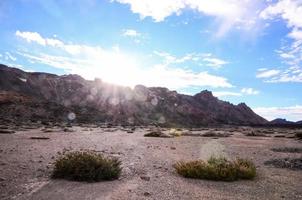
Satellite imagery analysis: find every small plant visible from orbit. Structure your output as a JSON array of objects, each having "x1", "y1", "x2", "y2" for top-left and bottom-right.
[
  {"x1": 144, "y1": 131, "x2": 171, "y2": 138},
  {"x1": 169, "y1": 128, "x2": 182, "y2": 137},
  {"x1": 295, "y1": 132, "x2": 302, "y2": 140},
  {"x1": 52, "y1": 150, "x2": 122, "y2": 182},
  {"x1": 245, "y1": 131, "x2": 266, "y2": 137},
  {"x1": 271, "y1": 147, "x2": 302, "y2": 153},
  {"x1": 202, "y1": 131, "x2": 230, "y2": 137},
  {"x1": 264, "y1": 158, "x2": 302, "y2": 170},
  {"x1": 173, "y1": 156, "x2": 256, "y2": 181}
]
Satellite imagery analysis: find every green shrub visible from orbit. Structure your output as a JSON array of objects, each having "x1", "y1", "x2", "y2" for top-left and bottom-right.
[
  {"x1": 52, "y1": 150, "x2": 122, "y2": 182},
  {"x1": 173, "y1": 156, "x2": 256, "y2": 181}
]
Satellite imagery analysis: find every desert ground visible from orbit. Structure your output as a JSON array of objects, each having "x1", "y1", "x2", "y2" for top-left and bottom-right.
[{"x1": 0, "y1": 125, "x2": 302, "y2": 200}]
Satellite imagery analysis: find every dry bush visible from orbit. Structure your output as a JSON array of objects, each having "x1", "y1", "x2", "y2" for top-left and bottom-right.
[
  {"x1": 52, "y1": 150, "x2": 122, "y2": 182},
  {"x1": 271, "y1": 147, "x2": 302, "y2": 153},
  {"x1": 144, "y1": 131, "x2": 172, "y2": 138},
  {"x1": 202, "y1": 131, "x2": 230, "y2": 137},
  {"x1": 173, "y1": 156, "x2": 256, "y2": 181},
  {"x1": 295, "y1": 132, "x2": 302, "y2": 140},
  {"x1": 169, "y1": 128, "x2": 182, "y2": 137},
  {"x1": 264, "y1": 158, "x2": 302, "y2": 170}
]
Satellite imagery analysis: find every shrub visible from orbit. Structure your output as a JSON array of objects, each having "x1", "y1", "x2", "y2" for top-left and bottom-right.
[
  {"x1": 245, "y1": 131, "x2": 266, "y2": 137},
  {"x1": 295, "y1": 132, "x2": 302, "y2": 140},
  {"x1": 0, "y1": 129, "x2": 15, "y2": 134},
  {"x1": 173, "y1": 156, "x2": 256, "y2": 181},
  {"x1": 52, "y1": 150, "x2": 122, "y2": 182},
  {"x1": 144, "y1": 131, "x2": 172, "y2": 138},
  {"x1": 202, "y1": 131, "x2": 230, "y2": 137},
  {"x1": 264, "y1": 158, "x2": 302, "y2": 170},
  {"x1": 169, "y1": 128, "x2": 182, "y2": 137},
  {"x1": 271, "y1": 147, "x2": 302, "y2": 153}
]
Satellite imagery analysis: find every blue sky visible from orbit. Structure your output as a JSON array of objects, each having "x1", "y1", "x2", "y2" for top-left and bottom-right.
[{"x1": 0, "y1": 0, "x2": 301, "y2": 121}]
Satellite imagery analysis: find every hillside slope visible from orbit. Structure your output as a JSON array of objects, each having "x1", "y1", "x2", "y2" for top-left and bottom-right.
[{"x1": 0, "y1": 64, "x2": 267, "y2": 126}]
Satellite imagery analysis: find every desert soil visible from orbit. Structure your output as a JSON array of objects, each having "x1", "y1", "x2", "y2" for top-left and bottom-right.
[{"x1": 0, "y1": 126, "x2": 302, "y2": 200}]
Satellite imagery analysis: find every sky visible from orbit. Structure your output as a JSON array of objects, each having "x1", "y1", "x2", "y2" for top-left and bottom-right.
[{"x1": 0, "y1": 0, "x2": 301, "y2": 121}]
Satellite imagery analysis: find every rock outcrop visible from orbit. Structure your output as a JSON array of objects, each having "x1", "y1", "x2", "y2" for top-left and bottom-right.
[{"x1": 0, "y1": 64, "x2": 267, "y2": 126}]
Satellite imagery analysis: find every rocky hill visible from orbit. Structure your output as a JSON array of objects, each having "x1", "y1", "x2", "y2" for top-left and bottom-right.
[
  {"x1": 269, "y1": 118, "x2": 296, "y2": 125},
  {"x1": 0, "y1": 64, "x2": 267, "y2": 126}
]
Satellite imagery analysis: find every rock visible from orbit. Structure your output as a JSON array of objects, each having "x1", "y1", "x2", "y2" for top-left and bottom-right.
[
  {"x1": 143, "y1": 192, "x2": 151, "y2": 196},
  {"x1": 29, "y1": 137, "x2": 50, "y2": 140},
  {"x1": 140, "y1": 176, "x2": 150, "y2": 181},
  {"x1": 0, "y1": 129, "x2": 15, "y2": 134},
  {"x1": 274, "y1": 135, "x2": 285, "y2": 138},
  {"x1": 0, "y1": 64, "x2": 267, "y2": 127},
  {"x1": 42, "y1": 129, "x2": 53, "y2": 133},
  {"x1": 63, "y1": 128, "x2": 75, "y2": 132}
]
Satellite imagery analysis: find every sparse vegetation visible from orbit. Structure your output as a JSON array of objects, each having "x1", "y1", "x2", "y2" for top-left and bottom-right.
[
  {"x1": 0, "y1": 129, "x2": 15, "y2": 134},
  {"x1": 295, "y1": 132, "x2": 302, "y2": 140},
  {"x1": 63, "y1": 127, "x2": 75, "y2": 132},
  {"x1": 169, "y1": 128, "x2": 182, "y2": 137},
  {"x1": 42, "y1": 128, "x2": 54, "y2": 133},
  {"x1": 271, "y1": 147, "x2": 302, "y2": 153},
  {"x1": 173, "y1": 156, "x2": 256, "y2": 181},
  {"x1": 245, "y1": 131, "x2": 267, "y2": 137},
  {"x1": 264, "y1": 158, "x2": 302, "y2": 170},
  {"x1": 144, "y1": 131, "x2": 171, "y2": 138},
  {"x1": 202, "y1": 131, "x2": 230, "y2": 137},
  {"x1": 52, "y1": 150, "x2": 122, "y2": 182},
  {"x1": 30, "y1": 136, "x2": 50, "y2": 140}
]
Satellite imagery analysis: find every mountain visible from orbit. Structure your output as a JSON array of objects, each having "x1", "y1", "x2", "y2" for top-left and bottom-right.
[
  {"x1": 0, "y1": 64, "x2": 267, "y2": 126},
  {"x1": 269, "y1": 118, "x2": 296, "y2": 125}
]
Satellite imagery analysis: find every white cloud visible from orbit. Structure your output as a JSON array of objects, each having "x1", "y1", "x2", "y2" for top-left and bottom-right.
[
  {"x1": 122, "y1": 29, "x2": 141, "y2": 37},
  {"x1": 202, "y1": 57, "x2": 228, "y2": 68},
  {"x1": 241, "y1": 88, "x2": 259, "y2": 95},
  {"x1": 122, "y1": 29, "x2": 146, "y2": 43},
  {"x1": 260, "y1": 1, "x2": 302, "y2": 83},
  {"x1": 256, "y1": 69, "x2": 280, "y2": 78},
  {"x1": 5, "y1": 52, "x2": 17, "y2": 61},
  {"x1": 256, "y1": 67, "x2": 302, "y2": 83},
  {"x1": 260, "y1": 0, "x2": 302, "y2": 29},
  {"x1": 16, "y1": 30, "x2": 63, "y2": 47},
  {"x1": 114, "y1": 0, "x2": 265, "y2": 35},
  {"x1": 288, "y1": 28, "x2": 302, "y2": 40},
  {"x1": 213, "y1": 87, "x2": 259, "y2": 97},
  {"x1": 16, "y1": 31, "x2": 233, "y2": 90},
  {"x1": 154, "y1": 51, "x2": 228, "y2": 68},
  {"x1": 213, "y1": 91, "x2": 241, "y2": 97},
  {"x1": 254, "y1": 105, "x2": 302, "y2": 121}
]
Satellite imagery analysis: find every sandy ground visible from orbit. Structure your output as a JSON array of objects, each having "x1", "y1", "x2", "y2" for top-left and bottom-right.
[{"x1": 0, "y1": 127, "x2": 302, "y2": 200}]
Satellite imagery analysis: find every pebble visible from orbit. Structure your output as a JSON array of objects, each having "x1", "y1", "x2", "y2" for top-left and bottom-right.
[
  {"x1": 143, "y1": 192, "x2": 151, "y2": 196},
  {"x1": 140, "y1": 176, "x2": 150, "y2": 181}
]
